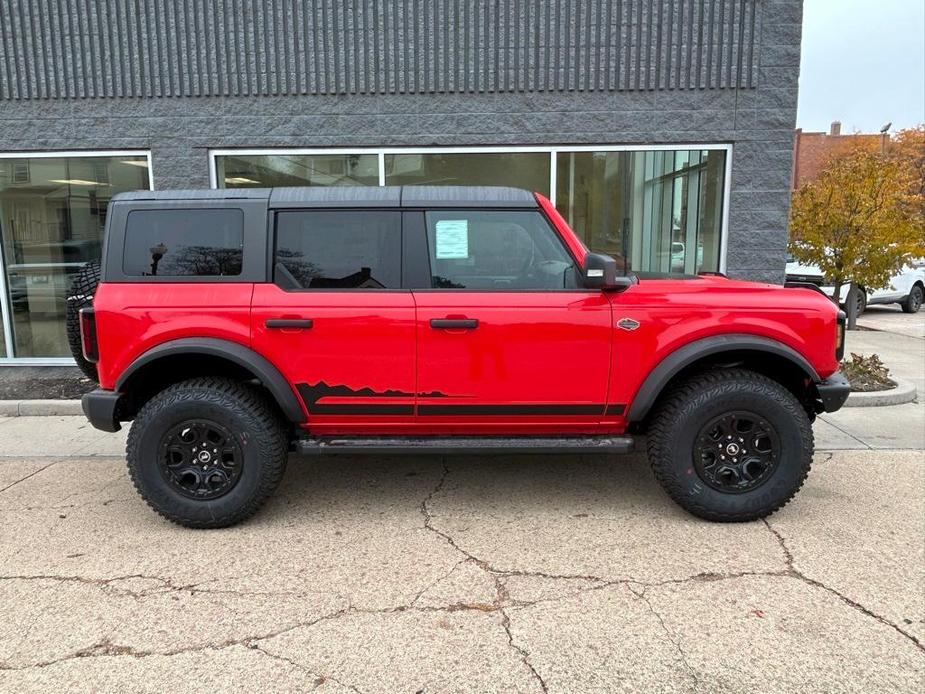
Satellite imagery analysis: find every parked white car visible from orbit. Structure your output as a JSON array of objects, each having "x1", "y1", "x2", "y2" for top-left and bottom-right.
[{"x1": 785, "y1": 256, "x2": 925, "y2": 315}]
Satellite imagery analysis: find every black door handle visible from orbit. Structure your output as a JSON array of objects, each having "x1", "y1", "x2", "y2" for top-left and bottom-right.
[
  {"x1": 430, "y1": 318, "x2": 478, "y2": 329},
  {"x1": 266, "y1": 318, "x2": 313, "y2": 329}
]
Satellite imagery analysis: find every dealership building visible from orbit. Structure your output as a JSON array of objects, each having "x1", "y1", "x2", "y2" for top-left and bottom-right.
[{"x1": 0, "y1": 0, "x2": 802, "y2": 364}]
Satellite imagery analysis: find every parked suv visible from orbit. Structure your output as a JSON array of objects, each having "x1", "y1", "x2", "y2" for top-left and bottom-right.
[{"x1": 76, "y1": 187, "x2": 849, "y2": 528}]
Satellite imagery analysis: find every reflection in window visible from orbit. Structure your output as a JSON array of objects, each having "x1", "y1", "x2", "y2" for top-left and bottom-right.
[
  {"x1": 216, "y1": 154, "x2": 379, "y2": 187},
  {"x1": 123, "y1": 209, "x2": 244, "y2": 277},
  {"x1": 385, "y1": 152, "x2": 550, "y2": 194},
  {"x1": 0, "y1": 155, "x2": 150, "y2": 357},
  {"x1": 275, "y1": 211, "x2": 401, "y2": 289},
  {"x1": 556, "y1": 149, "x2": 725, "y2": 275}
]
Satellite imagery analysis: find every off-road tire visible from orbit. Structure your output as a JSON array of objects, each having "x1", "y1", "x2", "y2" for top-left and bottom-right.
[
  {"x1": 65, "y1": 260, "x2": 101, "y2": 381},
  {"x1": 646, "y1": 368, "x2": 814, "y2": 522},
  {"x1": 901, "y1": 284, "x2": 923, "y2": 314},
  {"x1": 126, "y1": 378, "x2": 288, "y2": 528}
]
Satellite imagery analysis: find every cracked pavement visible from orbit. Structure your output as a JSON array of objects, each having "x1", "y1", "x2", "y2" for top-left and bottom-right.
[{"x1": 0, "y1": 433, "x2": 922, "y2": 693}]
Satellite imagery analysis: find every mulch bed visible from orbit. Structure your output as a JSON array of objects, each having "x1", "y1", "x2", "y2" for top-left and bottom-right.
[{"x1": 0, "y1": 376, "x2": 96, "y2": 400}]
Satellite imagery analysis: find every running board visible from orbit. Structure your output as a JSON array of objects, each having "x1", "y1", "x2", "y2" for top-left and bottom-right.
[{"x1": 295, "y1": 436, "x2": 635, "y2": 456}]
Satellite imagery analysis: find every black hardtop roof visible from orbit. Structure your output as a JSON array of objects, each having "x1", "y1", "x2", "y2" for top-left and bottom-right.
[{"x1": 112, "y1": 185, "x2": 539, "y2": 208}]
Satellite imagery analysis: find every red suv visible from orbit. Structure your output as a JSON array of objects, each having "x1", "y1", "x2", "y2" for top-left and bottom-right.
[{"x1": 73, "y1": 186, "x2": 849, "y2": 528}]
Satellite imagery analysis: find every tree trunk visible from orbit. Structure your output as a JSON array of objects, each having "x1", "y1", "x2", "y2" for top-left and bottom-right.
[{"x1": 846, "y1": 281, "x2": 859, "y2": 330}]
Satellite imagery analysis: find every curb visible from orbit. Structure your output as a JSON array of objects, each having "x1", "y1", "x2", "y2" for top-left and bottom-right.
[
  {"x1": 844, "y1": 380, "x2": 917, "y2": 407},
  {"x1": 0, "y1": 399, "x2": 84, "y2": 416}
]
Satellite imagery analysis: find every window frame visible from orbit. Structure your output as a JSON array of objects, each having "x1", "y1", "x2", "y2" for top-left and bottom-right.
[{"x1": 102, "y1": 199, "x2": 269, "y2": 284}]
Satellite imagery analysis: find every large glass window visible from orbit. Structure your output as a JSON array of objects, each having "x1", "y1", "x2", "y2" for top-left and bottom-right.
[
  {"x1": 0, "y1": 154, "x2": 150, "y2": 358},
  {"x1": 385, "y1": 152, "x2": 550, "y2": 194},
  {"x1": 217, "y1": 154, "x2": 379, "y2": 188},
  {"x1": 213, "y1": 146, "x2": 727, "y2": 279},
  {"x1": 123, "y1": 209, "x2": 244, "y2": 277},
  {"x1": 425, "y1": 210, "x2": 578, "y2": 290},
  {"x1": 556, "y1": 149, "x2": 726, "y2": 275},
  {"x1": 275, "y1": 211, "x2": 401, "y2": 289}
]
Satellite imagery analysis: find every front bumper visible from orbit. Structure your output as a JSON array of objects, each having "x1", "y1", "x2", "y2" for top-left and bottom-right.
[
  {"x1": 81, "y1": 389, "x2": 123, "y2": 432},
  {"x1": 815, "y1": 371, "x2": 851, "y2": 413}
]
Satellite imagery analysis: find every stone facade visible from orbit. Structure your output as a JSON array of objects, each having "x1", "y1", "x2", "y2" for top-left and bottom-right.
[{"x1": 0, "y1": 0, "x2": 804, "y2": 283}]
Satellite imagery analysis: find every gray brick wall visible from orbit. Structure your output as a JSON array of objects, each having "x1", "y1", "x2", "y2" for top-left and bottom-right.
[{"x1": 0, "y1": 0, "x2": 803, "y2": 284}]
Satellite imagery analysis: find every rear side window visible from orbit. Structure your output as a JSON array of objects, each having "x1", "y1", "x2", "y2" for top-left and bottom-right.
[
  {"x1": 275, "y1": 210, "x2": 401, "y2": 289},
  {"x1": 424, "y1": 210, "x2": 579, "y2": 289},
  {"x1": 123, "y1": 209, "x2": 244, "y2": 277}
]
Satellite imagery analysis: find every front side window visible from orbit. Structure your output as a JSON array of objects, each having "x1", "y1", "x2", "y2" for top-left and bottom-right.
[
  {"x1": 123, "y1": 209, "x2": 244, "y2": 277},
  {"x1": 424, "y1": 210, "x2": 578, "y2": 290},
  {"x1": 275, "y1": 211, "x2": 401, "y2": 289}
]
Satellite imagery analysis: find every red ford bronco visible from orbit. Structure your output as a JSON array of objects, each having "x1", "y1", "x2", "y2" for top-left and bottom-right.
[{"x1": 74, "y1": 186, "x2": 849, "y2": 528}]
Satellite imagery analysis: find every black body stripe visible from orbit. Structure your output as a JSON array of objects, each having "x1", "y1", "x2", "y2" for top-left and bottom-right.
[
  {"x1": 312, "y1": 404, "x2": 415, "y2": 416},
  {"x1": 418, "y1": 404, "x2": 605, "y2": 416},
  {"x1": 605, "y1": 404, "x2": 626, "y2": 416}
]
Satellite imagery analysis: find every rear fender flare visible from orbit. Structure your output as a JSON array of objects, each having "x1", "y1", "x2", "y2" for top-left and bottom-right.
[{"x1": 116, "y1": 337, "x2": 305, "y2": 423}]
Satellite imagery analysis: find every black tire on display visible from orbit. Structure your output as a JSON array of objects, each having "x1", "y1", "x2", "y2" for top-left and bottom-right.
[
  {"x1": 126, "y1": 378, "x2": 288, "y2": 528},
  {"x1": 65, "y1": 260, "x2": 101, "y2": 382},
  {"x1": 646, "y1": 368, "x2": 814, "y2": 522},
  {"x1": 901, "y1": 284, "x2": 923, "y2": 314}
]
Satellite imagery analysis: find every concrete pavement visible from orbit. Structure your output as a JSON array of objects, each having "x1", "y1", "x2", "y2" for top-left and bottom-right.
[{"x1": 0, "y1": 449, "x2": 922, "y2": 693}]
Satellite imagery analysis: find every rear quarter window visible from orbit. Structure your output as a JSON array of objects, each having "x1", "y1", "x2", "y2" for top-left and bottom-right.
[{"x1": 122, "y1": 208, "x2": 244, "y2": 277}]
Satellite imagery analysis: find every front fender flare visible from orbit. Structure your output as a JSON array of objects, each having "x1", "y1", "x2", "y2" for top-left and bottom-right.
[
  {"x1": 626, "y1": 334, "x2": 820, "y2": 422},
  {"x1": 116, "y1": 337, "x2": 306, "y2": 423}
]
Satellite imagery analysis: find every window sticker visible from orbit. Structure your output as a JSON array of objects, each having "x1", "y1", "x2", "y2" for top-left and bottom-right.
[{"x1": 434, "y1": 219, "x2": 469, "y2": 259}]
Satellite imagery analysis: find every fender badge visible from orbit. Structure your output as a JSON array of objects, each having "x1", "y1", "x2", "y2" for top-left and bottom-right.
[{"x1": 617, "y1": 317, "x2": 640, "y2": 331}]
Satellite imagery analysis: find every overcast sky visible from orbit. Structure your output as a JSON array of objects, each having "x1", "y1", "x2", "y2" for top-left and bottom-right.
[{"x1": 797, "y1": 0, "x2": 925, "y2": 133}]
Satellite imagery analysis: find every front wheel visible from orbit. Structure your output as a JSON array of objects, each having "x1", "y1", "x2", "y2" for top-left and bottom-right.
[
  {"x1": 646, "y1": 369, "x2": 813, "y2": 522},
  {"x1": 126, "y1": 378, "x2": 288, "y2": 528},
  {"x1": 901, "y1": 284, "x2": 923, "y2": 314}
]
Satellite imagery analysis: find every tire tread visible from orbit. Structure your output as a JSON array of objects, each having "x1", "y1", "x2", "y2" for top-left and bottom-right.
[
  {"x1": 125, "y1": 377, "x2": 287, "y2": 528},
  {"x1": 646, "y1": 368, "x2": 814, "y2": 522}
]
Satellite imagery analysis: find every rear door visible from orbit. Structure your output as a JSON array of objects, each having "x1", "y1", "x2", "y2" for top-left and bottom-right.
[
  {"x1": 251, "y1": 208, "x2": 416, "y2": 434},
  {"x1": 410, "y1": 208, "x2": 613, "y2": 433}
]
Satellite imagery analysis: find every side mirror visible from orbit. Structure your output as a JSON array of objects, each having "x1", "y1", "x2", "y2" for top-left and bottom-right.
[{"x1": 583, "y1": 252, "x2": 631, "y2": 291}]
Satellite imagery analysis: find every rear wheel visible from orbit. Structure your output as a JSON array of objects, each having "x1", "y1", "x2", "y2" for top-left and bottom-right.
[
  {"x1": 646, "y1": 369, "x2": 813, "y2": 522},
  {"x1": 65, "y1": 260, "x2": 101, "y2": 382},
  {"x1": 126, "y1": 378, "x2": 288, "y2": 528},
  {"x1": 901, "y1": 284, "x2": 923, "y2": 314}
]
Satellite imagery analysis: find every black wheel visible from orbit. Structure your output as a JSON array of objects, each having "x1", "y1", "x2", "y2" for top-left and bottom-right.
[
  {"x1": 901, "y1": 284, "x2": 923, "y2": 314},
  {"x1": 126, "y1": 378, "x2": 288, "y2": 528},
  {"x1": 65, "y1": 260, "x2": 101, "y2": 382},
  {"x1": 646, "y1": 369, "x2": 814, "y2": 522}
]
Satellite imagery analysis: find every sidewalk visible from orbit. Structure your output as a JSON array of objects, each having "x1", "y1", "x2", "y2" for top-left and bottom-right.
[{"x1": 816, "y1": 310, "x2": 925, "y2": 451}]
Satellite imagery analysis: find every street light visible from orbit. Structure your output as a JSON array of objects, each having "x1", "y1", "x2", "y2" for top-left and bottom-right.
[
  {"x1": 880, "y1": 122, "x2": 892, "y2": 154},
  {"x1": 149, "y1": 243, "x2": 168, "y2": 276}
]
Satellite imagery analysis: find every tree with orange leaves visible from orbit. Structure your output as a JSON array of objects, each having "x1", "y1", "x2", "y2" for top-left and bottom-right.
[{"x1": 789, "y1": 140, "x2": 925, "y2": 327}]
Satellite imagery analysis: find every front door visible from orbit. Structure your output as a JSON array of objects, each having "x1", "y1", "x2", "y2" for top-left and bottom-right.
[
  {"x1": 411, "y1": 208, "x2": 613, "y2": 433},
  {"x1": 251, "y1": 209, "x2": 416, "y2": 434}
]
